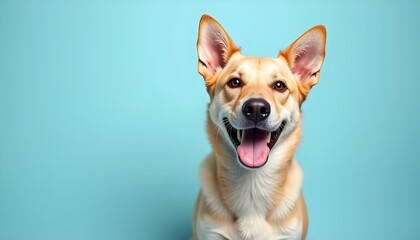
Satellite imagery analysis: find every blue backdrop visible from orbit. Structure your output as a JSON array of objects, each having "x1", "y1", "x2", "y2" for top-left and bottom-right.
[{"x1": 1, "y1": 0, "x2": 419, "y2": 239}]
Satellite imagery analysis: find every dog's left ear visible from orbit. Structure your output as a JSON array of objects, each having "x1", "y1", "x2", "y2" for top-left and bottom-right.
[{"x1": 281, "y1": 25, "x2": 326, "y2": 96}]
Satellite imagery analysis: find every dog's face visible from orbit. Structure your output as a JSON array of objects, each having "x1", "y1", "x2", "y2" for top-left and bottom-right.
[{"x1": 197, "y1": 15, "x2": 326, "y2": 169}]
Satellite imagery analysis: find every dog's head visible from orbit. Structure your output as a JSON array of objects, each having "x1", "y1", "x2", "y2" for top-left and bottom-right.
[{"x1": 197, "y1": 15, "x2": 326, "y2": 169}]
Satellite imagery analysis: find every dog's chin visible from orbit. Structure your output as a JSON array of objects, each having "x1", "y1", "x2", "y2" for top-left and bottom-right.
[{"x1": 223, "y1": 118, "x2": 286, "y2": 169}]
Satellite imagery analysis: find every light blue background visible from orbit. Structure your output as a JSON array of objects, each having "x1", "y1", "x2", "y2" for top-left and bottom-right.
[{"x1": 1, "y1": 0, "x2": 419, "y2": 239}]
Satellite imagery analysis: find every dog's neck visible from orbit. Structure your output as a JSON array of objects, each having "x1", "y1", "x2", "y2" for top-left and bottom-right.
[{"x1": 206, "y1": 113, "x2": 303, "y2": 222}]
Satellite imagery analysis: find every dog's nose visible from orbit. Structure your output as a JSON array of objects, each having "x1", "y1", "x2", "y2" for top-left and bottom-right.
[{"x1": 242, "y1": 98, "x2": 271, "y2": 124}]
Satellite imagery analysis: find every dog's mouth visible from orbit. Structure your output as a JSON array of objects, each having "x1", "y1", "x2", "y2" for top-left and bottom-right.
[{"x1": 223, "y1": 118, "x2": 286, "y2": 169}]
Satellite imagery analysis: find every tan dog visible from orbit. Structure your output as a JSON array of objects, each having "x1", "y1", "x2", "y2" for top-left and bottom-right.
[{"x1": 192, "y1": 15, "x2": 326, "y2": 240}]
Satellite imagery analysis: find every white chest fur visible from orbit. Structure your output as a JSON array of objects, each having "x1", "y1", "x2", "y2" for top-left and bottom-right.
[{"x1": 198, "y1": 154, "x2": 304, "y2": 240}]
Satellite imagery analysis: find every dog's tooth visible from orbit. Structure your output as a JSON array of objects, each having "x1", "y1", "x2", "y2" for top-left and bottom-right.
[
  {"x1": 237, "y1": 130, "x2": 241, "y2": 143},
  {"x1": 267, "y1": 132, "x2": 271, "y2": 143}
]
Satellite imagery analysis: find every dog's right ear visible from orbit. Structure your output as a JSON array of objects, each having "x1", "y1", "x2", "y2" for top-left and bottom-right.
[{"x1": 197, "y1": 15, "x2": 239, "y2": 90}]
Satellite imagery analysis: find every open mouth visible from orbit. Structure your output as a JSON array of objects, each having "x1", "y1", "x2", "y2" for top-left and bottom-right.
[{"x1": 223, "y1": 118, "x2": 286, "y2": 169}]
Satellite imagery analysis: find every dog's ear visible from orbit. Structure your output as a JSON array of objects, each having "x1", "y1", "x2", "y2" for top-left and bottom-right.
[
  {"x1": 197, "y1": 15, "x2": 240, "y2": 89},
  {"x1": 281, "y1": 25, "x2": 326, "y2": 98}
]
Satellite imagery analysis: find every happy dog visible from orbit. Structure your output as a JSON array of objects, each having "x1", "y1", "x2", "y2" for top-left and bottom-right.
[{"x1": 192, "y1": 14, "x2": 326, "y2": 240}]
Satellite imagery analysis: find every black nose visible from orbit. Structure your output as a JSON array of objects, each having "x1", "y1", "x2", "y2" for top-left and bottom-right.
[{"x1": 242, "y1": 98, "x2": 271, "y2": 124}]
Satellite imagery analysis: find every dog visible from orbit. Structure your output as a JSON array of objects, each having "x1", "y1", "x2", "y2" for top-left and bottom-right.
[{"x1": 192, "y1": 14, "x2": 326, "y2": 240}]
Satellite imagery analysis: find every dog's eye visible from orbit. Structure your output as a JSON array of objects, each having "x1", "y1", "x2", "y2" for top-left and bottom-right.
[
  {"x1": 227, "y1": 78, "x2": 242, "y2": 88},
  {"x1": 273, "y1": 81, "x2": 287, "y2": 92}
]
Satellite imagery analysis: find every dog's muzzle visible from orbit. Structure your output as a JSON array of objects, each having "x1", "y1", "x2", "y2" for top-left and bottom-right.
[{"x1": 223, "y1": 98, "x2": 286, "y2": 169}]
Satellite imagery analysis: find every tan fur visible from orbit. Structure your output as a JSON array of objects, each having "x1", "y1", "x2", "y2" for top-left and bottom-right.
[{"x1": 193, "y1": 15, "x2": 326, "y2": 240}]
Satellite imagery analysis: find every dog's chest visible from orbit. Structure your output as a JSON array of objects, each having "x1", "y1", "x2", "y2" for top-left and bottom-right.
[
  {"x1": 226, "y1": 171, "x2": 281, "y2": 239},
  {"x1": 228, "y1": 171, "x2": 277, "y2": 216},
  {"x1": 199, "y1": 157, "x2": 305, "y2": 240},
  {"x1": 198, "y1": 214, "x2": 302, "y2": 240}
]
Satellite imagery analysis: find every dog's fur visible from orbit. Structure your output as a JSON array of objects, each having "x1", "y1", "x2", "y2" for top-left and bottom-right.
[{"x1": 192, "y1": 15, "x2": 326, "y2": 240}]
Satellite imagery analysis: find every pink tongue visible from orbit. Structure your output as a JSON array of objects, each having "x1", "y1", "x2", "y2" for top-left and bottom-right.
[{"x1": 237, "y1": 128, "x2": 270, "y2": 168}]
